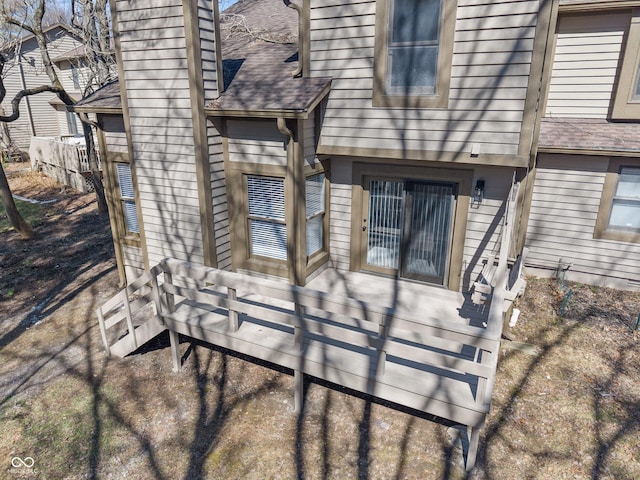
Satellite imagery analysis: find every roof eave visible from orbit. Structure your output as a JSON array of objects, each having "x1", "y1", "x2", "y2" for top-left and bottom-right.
[
  {"x1": 71, "y1": 105, "x2": 123, "y2": 115},
  {"x1": 205, "y1": 79, "x2": 331, "y2": 120},
  {"x1": 538, "y1": 145, "x2": 640, "y2": 157}
]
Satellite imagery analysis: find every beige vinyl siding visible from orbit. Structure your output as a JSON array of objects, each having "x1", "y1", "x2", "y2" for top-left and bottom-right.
[
  {"x1": 197, "y1": 0, "x2": 221, "y2": 102},
  {"x1": 462, "y1": 167, "x2": 515, "y2": 290},
  {"x1": 123, "y1": 244, "x2": 145, "y2": 283},
  {"x1": 209, "y1": 119, "x2": 231, "y2": 270},
  {"x1": 102, "y1": 115, "x2": 129, "y2": 154},
  {"x1": 1, "y1": 29, "x2": 84, "y2": 148},
  {"x1": 545, "y1": 12, "x2": 629, "y2": 119},
  {"x1": 525, "y1": 154, "x2": 640, "y2": 288},
  {"x1": 303, "y1": 118, "x2": 319, "y2": 166},
  {"x1": 310, "y1": 0, "x2": 540, "y2": 157},
  {"x1": 328, "y1": 159, "x2": 353, "y2": 271},
  {"x1": 115, "y1": 0, "x2": 203, "y2": 266},
  {"x1": 0, "y1": 63, "x2": 33, "y2": 148},
  {"x1": 227, "y1": 119, "x2": 287, "y2": 166}
]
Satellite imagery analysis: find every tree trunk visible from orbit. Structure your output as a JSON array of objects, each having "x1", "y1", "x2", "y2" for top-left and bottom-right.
[
  {"x1": 0, "y1": 161, "x2": 35, "y2": 239},
  {"x1": 80, "y1": 117, "x2": 107, "y2": 213}
]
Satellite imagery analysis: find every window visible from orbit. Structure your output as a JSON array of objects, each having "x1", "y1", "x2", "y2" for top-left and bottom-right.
[
  {"x1": 66, "y1": 111, "x2": 80, "y2": 137},
  {"x1": 608, "y1": 167, "x2": 640, "y2": 230},
  {"x1": 247, "y1": 175, "x2": 287, "y2": 261},
  {"x1": 373, "y1": 0, "x2": 455, "y2": 108},
  {"x1": 116, "y1": 163, "x2": 140, "y2": 236},
  {"x1": 612, "y1": 9, "x2": 640, "y2": 119},
  {"x1": 71, "y1": 65, "x2": 80, "y2": 89},
  {"x1": 306, "y1": 173, "x2": 325, "y2": 256},
  {"x1": 595, "y1": 160, "x2": 640, "y2": 242}
]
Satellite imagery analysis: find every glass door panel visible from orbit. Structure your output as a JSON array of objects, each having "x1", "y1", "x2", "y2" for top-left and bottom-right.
[
  {"x1": 401, "y1": 181, "x2": 455, "y2": 285},
  {"x1": 366, "y1": 180, "x2": 404, "y2": 270},
  {"x1": 363, "y1": 178, "x2": 456, "y2": 286}
]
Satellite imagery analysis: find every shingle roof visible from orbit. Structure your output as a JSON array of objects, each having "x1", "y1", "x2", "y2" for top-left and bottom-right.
[
  {"x1": 72, "y1": 81, "x2": 123, "y2": 112},
  {"x1": 76, "y1": 0, "x2": 330, "y2": 116},
  {"x1": 538, "y1": 117, "x2": 640, "y2": 153}
]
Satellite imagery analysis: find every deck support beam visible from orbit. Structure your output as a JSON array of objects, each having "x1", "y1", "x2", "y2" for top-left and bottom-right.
[
  {"x1": 169, "y1": 330, "x2": 181, "y2": 372},
  {"x1": 466, "y1": 419, "x2": 484, "y2": 471}
]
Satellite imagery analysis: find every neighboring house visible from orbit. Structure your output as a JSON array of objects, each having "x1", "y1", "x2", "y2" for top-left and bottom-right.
[
  {"x1": 0, "y1": 24, "x2": 86, "y2": 153},
  {"x1": 524, "y1": 0, "x2": 640, "y2": 290},
  {"x1": 73, "y1": 0, "x2": 640, "y2": 469}
]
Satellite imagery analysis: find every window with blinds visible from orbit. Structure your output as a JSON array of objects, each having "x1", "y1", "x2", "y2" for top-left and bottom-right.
[
  {"x1": 247, "y1": 175, "x2": 287, "y2": 261},
  {"x1": 306, "y1": 173, "x2": 325, "y2": 256},
  {"x1": 116, "y1": 163, "x2": 139, "y2": 235}
]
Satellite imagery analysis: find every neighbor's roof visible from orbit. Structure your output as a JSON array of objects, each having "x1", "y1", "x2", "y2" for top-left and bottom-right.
[
  {"x1": 74, "y1": 0, "x2": 330, "y2": 118},
  {"x1": 538, "y1": 117, "x2": 640, "y2": 153}
]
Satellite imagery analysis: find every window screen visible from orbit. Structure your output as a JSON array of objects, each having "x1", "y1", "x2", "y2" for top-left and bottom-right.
[{"x1": 247, "y1": 175, "x2": 287, "y2": 260}]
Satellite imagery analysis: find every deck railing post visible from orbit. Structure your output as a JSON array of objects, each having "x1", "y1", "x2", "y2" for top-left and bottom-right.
[
  {"x1": 376, "y1": 310, "x2": 392, "y2": 377},
  {"x1": 294, "y1": 302, "x2": 304, "y2": 413},
  {"x1": 228, "y1": 287, "x2": 238, "y2": 332},
  {"x1": 96, "y1": 307, "x2": 111, "y2": 355},
  {"x1": 162, "y1": 269, "x2": 181, "y2": 372},
  {"x1": 122, "y1": 289, "x2": 137, "y2": 350}
]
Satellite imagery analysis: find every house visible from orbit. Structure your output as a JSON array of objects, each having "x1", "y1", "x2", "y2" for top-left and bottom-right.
[
  {"x1": 0, "y1": 24, "x2": 86, "y2": 154},
  {"x1": 73, "y1": 0, "x2": 599, "y2": 470},
  {"x1": 524, "y1": 0, "x2": 640, "y2": 291}
]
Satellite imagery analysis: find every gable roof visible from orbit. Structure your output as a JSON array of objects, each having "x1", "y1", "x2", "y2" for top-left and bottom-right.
[
  {"x1": 75, "y1": 0, "x2": 330, "y2": 118},
  {"x1": 1, "y1": 23, "x2": 79, "y2": 53}
]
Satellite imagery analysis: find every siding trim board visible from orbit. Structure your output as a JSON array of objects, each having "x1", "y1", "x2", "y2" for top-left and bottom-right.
[
  {"x1": 317, "y1": 144, "x2": 529, "y2": 168},
  {"x1": 111, "y1": 1, "x2": 150, "y2": 272},
  {"x1": 183, "y1": 0, "x2": 219, "y2": 268}
]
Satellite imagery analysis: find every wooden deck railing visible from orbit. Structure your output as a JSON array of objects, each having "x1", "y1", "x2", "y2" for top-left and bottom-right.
[{"x1": 97, "y1": 257, "x2": 506, "y2": 470}]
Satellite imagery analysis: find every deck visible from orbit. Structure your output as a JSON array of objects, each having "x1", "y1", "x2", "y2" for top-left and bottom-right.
[{"x1": 97, "y1": 259, "x2": 506, "y2": 470}]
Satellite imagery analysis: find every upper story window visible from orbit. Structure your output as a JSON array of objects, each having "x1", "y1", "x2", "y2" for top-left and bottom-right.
[
  {"x1": 373, "y1": 0, "x2": 456, "y2": 108},
  {"x1": 612, "y1": 8, "x2": 640, "y2": 119}
]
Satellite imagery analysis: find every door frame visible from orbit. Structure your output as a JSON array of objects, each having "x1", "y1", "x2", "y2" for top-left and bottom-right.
[{"x1": 351, "y1": 162, "x2": 472, "y2": 291}]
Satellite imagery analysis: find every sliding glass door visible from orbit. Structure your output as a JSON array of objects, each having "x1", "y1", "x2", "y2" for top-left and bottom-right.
[{"x1": 364, "y1": 178, "x2": 456, "y2": 286}]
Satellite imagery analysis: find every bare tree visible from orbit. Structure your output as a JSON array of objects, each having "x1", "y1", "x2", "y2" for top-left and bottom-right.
[{"x1": 0, "y1": 0, "x2": 112, "y2": 226}]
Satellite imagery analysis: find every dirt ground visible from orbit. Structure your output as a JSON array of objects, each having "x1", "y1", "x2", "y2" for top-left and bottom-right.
[{"x1": 0, "y1": 165, "x2": 639, "y2": 479}]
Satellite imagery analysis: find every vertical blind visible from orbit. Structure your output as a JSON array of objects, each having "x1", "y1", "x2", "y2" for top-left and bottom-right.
[
  {"x1": 116, "y1": 163, "x2": 139, "y2": 234},
  {"x1": 366, "y1": 179, "x2": 454, "y2": 284},
  {"x1": 247, "y1": 175, "x2": 287, "y2": 260},
  {"x1": 367, "y1": 180, "x2": 404, "y2": 269},
  {"x1": 404, "y1": 182, "x2": 453, "y2": 280},
  {"x1": 306, "y1": 173, "x2": 325, "y2": 256}
]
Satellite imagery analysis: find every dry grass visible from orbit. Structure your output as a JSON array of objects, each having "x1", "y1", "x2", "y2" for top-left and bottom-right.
[
  {"x1": 1, "y1": 275, "x2": 638, "y2": 479},
  {"x1": 0, "y1": 173, "x2": 638, "y2": 479}
]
